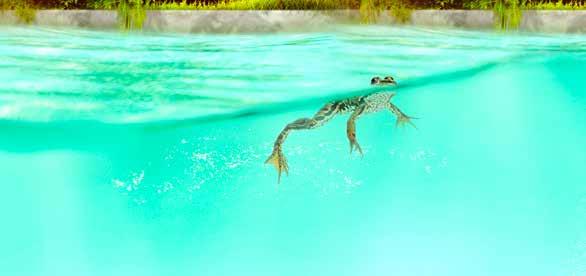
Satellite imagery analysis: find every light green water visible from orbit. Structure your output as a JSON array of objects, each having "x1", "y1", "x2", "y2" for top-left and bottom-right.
[{"x1": 0, "y1": 26, "x2": 585, "y2": 276}]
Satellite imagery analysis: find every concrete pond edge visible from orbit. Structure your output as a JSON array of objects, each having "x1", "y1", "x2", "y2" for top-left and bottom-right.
[{"x1": 1, "y1": 9, "x2": 585, "y2": 33}]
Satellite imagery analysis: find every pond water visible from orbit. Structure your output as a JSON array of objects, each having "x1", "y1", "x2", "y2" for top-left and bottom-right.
[{"x1": 1, "y1": 25, "x2": 585, "y2": 276}]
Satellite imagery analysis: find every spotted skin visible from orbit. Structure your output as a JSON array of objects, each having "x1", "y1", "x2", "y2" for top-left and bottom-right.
[{"x1": 265, "y1": 76, "x2": 415, "y2": 183}]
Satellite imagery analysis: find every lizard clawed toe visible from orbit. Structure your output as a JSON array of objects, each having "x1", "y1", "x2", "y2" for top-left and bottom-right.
[
  {"x1": 347, "y1": 128, "x2": 363, "y2": 157},
  {"x1": 349, "y1": 138, "x2": 363, "y2": 157}
]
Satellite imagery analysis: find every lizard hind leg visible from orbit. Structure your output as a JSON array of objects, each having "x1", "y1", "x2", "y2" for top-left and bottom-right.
[
  {"x1": 265, "y1": 104, "x2": 339, "y2": 183},
  {"x1": 265, "y1": 147, "x2": 288, "y2": 184},
  {"x1": 347, "y1": 120, "x2": 363, "y2": 156},
  {"x1": 347, "y1": 105, "x2": 366, "y2": 157}
]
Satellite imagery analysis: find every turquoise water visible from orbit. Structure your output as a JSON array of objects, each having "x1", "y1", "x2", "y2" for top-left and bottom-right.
[{"x1": 1, "y1": 25, "x2": 585, "y2": 275}]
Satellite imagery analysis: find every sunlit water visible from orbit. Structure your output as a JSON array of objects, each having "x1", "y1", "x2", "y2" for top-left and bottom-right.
[{"x1": 1, "y1": 25, "x2": 585, "y2": 276}]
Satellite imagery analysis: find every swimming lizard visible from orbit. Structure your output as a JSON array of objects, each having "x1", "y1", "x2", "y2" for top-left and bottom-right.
[{"x1": 265, "y1": 76, "x2": 416, "y2": 183}]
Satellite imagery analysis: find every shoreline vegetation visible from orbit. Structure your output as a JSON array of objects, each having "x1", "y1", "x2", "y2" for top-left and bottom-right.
[{"x1": 1, "y1": 0, "x2": 585, "y2": 30}]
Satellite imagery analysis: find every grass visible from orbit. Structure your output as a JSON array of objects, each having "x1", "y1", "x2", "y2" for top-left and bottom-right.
[
  {"x1": 359, "y1": 0, "x2": 379, "y2": 23},
  {"x1": 2, "y1": 0, "x2": 586, "y2": 11},
  {"x1": 15, "y1": 4, "x2": 36, "y2": 24},
  {"x1": 118, "y1": 0, "x2": 146, "y2": 30},
  {"x1": 358, "y1": 0, "x2": 412, "y2": 23},
  {"x1": 1, "y1": 0, "x2": 37, "y2": 24},
  {"x1": 387, "y1": 0, "x2": 412, "y2": 23},
  {"x1": 145, "y1": 0, "x2": 351, "y2": 10},
  {"x1": 494, "y1": 0, "x2": 522, "y2": 30},
  {"x1": 463, "y1": 0, "x2": 493, "y2": 9},
  {"x1": 523, "y1": 0, "x2": 586, "y2": 9}
]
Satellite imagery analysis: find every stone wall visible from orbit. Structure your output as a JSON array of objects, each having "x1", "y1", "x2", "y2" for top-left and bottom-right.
[
  {"x1": 0, "y1": 9, "x2": 585, "y2": 33},
  {"x1": 143, "y1": 10, "x2": 361, "y2": 33},
  {"x1": 521, "y1": 10, "x2": 586, "y2": 33}
]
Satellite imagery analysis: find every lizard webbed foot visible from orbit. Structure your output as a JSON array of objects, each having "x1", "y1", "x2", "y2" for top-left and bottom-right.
[
  {"x1": 265, "y1": 147, "x2": 289, "y2": 183},
  {"x1": 396, "y1": 113, "x2": 418, "y2": 129}
]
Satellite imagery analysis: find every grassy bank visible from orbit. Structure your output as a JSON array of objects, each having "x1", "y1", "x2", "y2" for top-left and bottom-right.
[
  {"x1": 2, "y1": 0, "x2": 585, "y2": 10},
  {"x1": 1, "y1": 0, "x2": 585, "y2": 30}
]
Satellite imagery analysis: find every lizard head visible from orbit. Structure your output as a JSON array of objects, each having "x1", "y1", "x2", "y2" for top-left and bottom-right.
[{"x1": 371, "y1": 76, "x2": 397, "y2": 86}]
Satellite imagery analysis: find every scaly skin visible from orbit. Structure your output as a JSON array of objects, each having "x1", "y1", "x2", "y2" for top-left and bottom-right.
[{"x1": 265, "y1": 76, "x2": 416, "y2": 183}]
